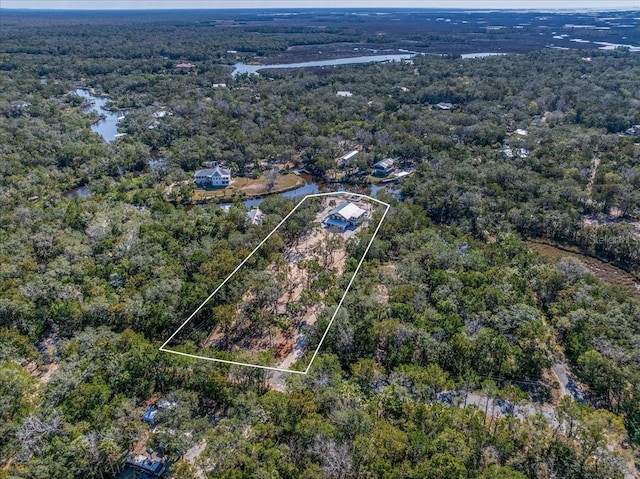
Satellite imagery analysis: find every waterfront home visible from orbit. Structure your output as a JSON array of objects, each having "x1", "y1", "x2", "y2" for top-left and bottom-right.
[
  {"x1": 373, "y1": 158, "x2": 395, "y2": 177},
  {"x1": 194, "y1": 166, "x2": 231, "y2": 187}
]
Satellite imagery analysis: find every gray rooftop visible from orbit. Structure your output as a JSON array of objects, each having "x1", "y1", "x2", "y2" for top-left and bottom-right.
[
  {"x1": 374, "y1": 158, "x2": 395, "y2": 169},
  {"x1": 195, "y1": 166, "x2": 231, "y2": 177},
  {"x1": 328, "y1": 202, "x2": 367, "y2": 221}
]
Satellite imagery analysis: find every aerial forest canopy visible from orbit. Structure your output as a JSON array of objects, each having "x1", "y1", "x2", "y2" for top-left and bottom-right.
[{"x1": 0, "y1": 8, "x2": 639, "y2": 479}]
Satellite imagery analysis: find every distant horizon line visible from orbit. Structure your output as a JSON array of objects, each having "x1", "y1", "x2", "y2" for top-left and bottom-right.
[{"x1": 1, "y1": 6, "x2": 638, "y2": 11}]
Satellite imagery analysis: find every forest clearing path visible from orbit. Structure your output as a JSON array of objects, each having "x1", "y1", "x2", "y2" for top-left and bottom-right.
[
  {"x1": 585, "y1": 153, "x2": 601, "y2": 201},
  {"x1": 551, "y1": 361, "x2": 585, "y2": 403},
  {"x1": 183, "y1": 440, "x2": 207, "y2": 479}
]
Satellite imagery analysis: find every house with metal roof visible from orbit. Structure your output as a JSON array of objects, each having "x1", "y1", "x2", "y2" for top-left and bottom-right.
[
  {"x1": 435, "y1": 102, "x2": 453, "y2": 110},
  {"x1": 120, "y1": 456, "x2": 166, "y2": 478},
  {"x1": 247, "y1": 207, "x2": 265, "y2": 225},
  {"x1": 373, "y1": 158, "x2": 395, "y2": 177},
  {"x1": 338, "y1": 150, "x2": 359, "y2": 167},
  {"x1": 194, "y1": 166, "x2": 231, "y2": 187},
  {"x1": 324, "y1": 202, "x2": 367, "y2": 231}
]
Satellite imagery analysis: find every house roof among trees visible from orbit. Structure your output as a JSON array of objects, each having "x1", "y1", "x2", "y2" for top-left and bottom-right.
[
  {"x1": 247, "y1": 207, "x2": 265, "y2": 225},
  {"x1": 328, "y1": 202, "x2": 366, "y2": 221},
  {"x1": 195, "y1": 166, "x2": 231, "y2": 178},
  {"x1": 374, "y1": 158, "x2": 395, "y2": 170}
]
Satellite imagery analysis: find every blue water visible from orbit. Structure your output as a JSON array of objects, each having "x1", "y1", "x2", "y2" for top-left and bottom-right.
[
  {"x1": 232, "y1": 53, "x2": 417, "y2": 77},
  {"x1": 73, "y1": 89, "x2": 124, "y2": 142},
  {"x1": 220, "y1": 181, "x2": 397, "y2": 210},
  {"x1": 281, "y1": 182, "x2": 320, "y2": 199},
  {"x1": 460, "y1": 52, "x2": 508, "y2": 58},
  {"x1": 219, "y1": 182, "x2": 321, "y2": 210}
]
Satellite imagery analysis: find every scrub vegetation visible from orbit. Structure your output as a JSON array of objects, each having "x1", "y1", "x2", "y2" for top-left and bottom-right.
[{"x1": 0, "y1": 8, "x2": 639, "y2": 479}]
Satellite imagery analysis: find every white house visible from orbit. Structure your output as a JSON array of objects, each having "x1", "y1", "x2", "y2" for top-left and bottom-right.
[
  {"x1": 194, "y1": 166, "x2": 231, "y2": 187},
  {"x1": 336, "y1": 91, "x2": 353, "y2": 97},
  {"x1": 325, "y1": 202, "x2": 367, "y2": 231},
  {"x1": 338, "y1": 150, "x2": 359, "y2": 167},
  {"x1": 435, "y1": 102, "x2": 453, "y2": 110}
]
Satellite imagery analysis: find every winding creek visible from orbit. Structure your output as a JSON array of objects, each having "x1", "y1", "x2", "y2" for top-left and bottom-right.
[
  {"x1": 219, "y1": 180, "x2": 395, "y2": 210},
  {"x1": 73, "y1": 88, "x2": 125, "y2": 142}
]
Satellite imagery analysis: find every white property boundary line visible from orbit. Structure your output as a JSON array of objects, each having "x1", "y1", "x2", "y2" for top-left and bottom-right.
[{"x1": 160, "y1": 191, "x2": 390, "y2": 375}]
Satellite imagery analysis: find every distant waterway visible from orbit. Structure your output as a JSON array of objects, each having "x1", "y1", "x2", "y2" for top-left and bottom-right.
[
  {"x1": 220, "y1": 179, "x2": 398, "y2": 210},
  {"x1": 232, "y1": 53, "x2": 417, "y2": 76},
  {"x1": 231, "y1": 52, "x2": 516, "y2": 76},
  {"x1": 460, "y1": 52, "x2": 508, "y2": 58},
  {"x1": 73, "y1": 89, "x2": 125, "y2": 142}
]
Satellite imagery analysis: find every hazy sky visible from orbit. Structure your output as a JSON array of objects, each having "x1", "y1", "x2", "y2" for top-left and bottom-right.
[{"x1": 2, "y1": 0, "x2": 639, "y2": 10}]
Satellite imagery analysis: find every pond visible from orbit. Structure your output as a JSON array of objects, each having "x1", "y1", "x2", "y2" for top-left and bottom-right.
[
  {"x1": 232, "y1": 53, "x2": 417, "y2": 77},
  {"x1": 73, "y1": 89, "x2": 125, "y2": 142}
]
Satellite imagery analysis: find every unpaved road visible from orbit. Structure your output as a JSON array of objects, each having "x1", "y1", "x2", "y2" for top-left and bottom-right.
[{"x1": 551, "y1": 362, "x2": 585, "y2": 402}]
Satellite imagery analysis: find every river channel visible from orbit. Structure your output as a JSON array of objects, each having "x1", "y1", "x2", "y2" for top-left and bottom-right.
[
  {"x1": 231, "y1": 51, "x2": 511, "y2": 76},
  {"x1": 219, "y1": 180, "x2": 395, "y2": 210},
  {"x1": 232, "y1": 53, "x2": 417, "y2": 76},
  {"x1": 74, "y1": 89, "x2": 125, "y2": 142}
]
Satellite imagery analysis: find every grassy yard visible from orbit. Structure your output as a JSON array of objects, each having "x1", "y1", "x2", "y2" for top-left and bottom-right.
[{"x1": 192, "y1": 173, "x2": 305, "y2": 202}]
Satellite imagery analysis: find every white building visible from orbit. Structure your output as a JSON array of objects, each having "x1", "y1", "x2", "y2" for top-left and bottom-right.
[
  {"x1": 435, "y1": 102, "x2": 453, "y2": 110},
  {"x1": 338, "y1": 150, "x2": 359, "y2": 167},
  {"x1": 325, "y1": 202, "x2": 367, "y2": 231},
  {"x1": 336, "y1": 91, "x2": 353, "y2": 97},
  {"x1": 194, "y1": 166, "x2": 231, "y2": 187},
  {"x1": 247, "y1": 207, "x2": 265, "y2": 225}
]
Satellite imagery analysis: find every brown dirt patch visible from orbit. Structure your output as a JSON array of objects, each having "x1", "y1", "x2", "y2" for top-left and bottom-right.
[
  {"x1": 200, "y1": 194, "x2": 378, "y2": 369},
  {"x1": 26, "y1": 361, "x2": 60, "y2": 384}
]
